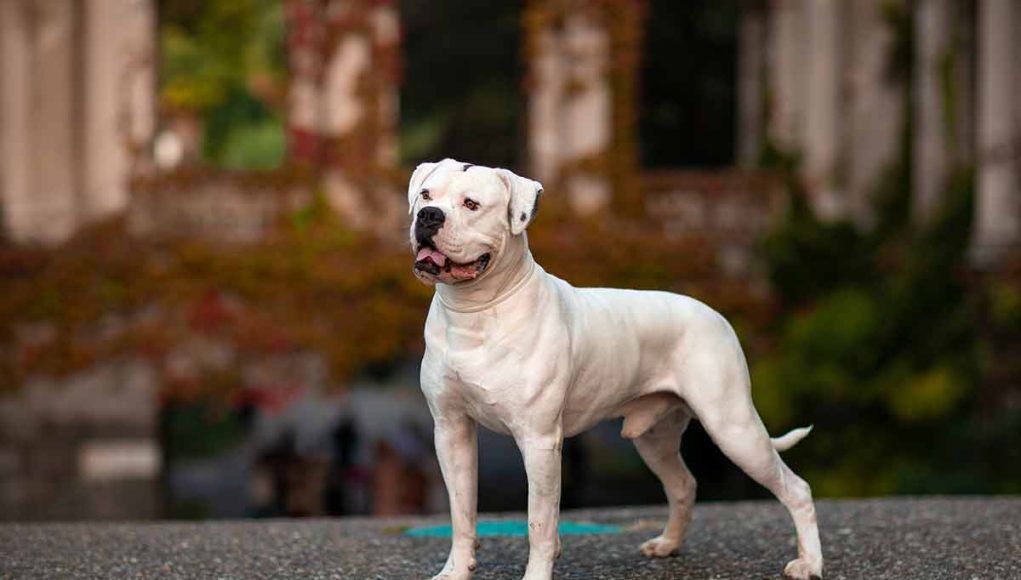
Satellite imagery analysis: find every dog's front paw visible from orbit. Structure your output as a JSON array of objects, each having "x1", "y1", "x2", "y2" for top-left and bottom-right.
[
  {"x1": 430, "y1": 557, "x2": 476, "y2": 580},
  {"x1": 430, "y1": 569, "x2": 473, "y2": 580},
  {"x1": 783, "y1": 558, "x2": 823, "y2": 580},
  {"x1": 639, "y1": 535, "x2": 680, "y2": 558}
]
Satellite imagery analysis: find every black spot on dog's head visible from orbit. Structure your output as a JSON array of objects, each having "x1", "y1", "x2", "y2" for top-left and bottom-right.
[{"x1": 520, "y1": 212, "x2": 527, "y2": 222}]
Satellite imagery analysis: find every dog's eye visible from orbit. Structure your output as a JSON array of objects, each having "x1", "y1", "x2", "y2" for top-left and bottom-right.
[
  {"x1": 420, "y1": 189, "x2": 431, "y2": 201},
  {"x1": 464, "y1": 198, "x2": 480, "y2": 211}
]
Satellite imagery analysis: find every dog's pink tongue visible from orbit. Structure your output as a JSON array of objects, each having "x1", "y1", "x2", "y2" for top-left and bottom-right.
[{"x1": 416, "y1": 247, "x2": 447, "y2": 267}]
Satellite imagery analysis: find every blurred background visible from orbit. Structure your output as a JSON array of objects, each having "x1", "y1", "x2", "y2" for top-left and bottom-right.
[{"x1": 0, "y1": 0, "x2": 1018, "y2": 522}]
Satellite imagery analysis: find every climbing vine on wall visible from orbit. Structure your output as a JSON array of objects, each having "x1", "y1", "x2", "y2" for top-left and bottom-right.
[{"x1": 0, "y1": 194, "x2": 767, "y2": 400}]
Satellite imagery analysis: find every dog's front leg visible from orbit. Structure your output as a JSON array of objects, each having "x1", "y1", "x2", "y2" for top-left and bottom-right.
[
  {"x1": 517, "y1": 428, "x2": 563, "y2": 580},
  {"x1": 432, "y1": 415, "x2": 478, "y2": 580}
]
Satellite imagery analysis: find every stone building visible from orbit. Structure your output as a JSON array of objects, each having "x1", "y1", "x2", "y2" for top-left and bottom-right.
[
  {"x1": 3, "y1": 0, "x2": 1015, "y2": 263},
  {"x1": 735, "y1": 0, "x2": 1019, "y2": 267},
  {"x1": 522, "y1": 0, "x2": 1018, "y2": 272},
  {"x1": 0, "y1": 0, "x2": 156, "y2": 245}
]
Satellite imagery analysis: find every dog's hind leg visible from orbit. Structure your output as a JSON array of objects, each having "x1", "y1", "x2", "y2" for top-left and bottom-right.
[
  {"x1": 630, "y1": 409, "x2": 696, "y2": 558},
  {"x1": 695, "y1": 391, "x2": 823, "y2": 579}
]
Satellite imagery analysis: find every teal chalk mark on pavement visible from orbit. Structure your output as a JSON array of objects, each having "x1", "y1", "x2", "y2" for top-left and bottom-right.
[{"x1": 405, "y1": 520, "x2": 621, "y2": 538}]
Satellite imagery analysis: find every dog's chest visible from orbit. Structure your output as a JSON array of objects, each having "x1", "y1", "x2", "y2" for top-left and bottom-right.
[
  {"x1": 439, "y1": 313, "x2": 525, "y2": 414},
  {"x1": 443, "y1": 322, "x2": 488, "y2": 384}
]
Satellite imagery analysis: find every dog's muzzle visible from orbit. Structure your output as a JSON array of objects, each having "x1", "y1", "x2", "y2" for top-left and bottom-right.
[{"x1": 411, "y1": 206, "x2": 492, "y2": 283}]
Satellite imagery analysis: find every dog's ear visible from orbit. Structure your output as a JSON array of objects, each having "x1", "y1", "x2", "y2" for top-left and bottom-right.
[
  {"x1": 407, "y1": 161, "x2": 439, "y2": 215},
  {"x1": 497, "y1": 168, "x2": 543, "y2": 235}
]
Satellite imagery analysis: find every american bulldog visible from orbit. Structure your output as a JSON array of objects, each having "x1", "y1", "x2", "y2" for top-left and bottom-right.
[{"x1": 408, "y1": 159, "x2": 823, "y2": 580}]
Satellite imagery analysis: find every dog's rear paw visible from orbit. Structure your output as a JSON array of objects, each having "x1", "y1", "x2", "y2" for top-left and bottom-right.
[
  {"x1": 639, "y1": 535, "x2": 680, "y2": 558},
  {"x1": 783, "y1": 558, "x2": 823, "y2": 579}
]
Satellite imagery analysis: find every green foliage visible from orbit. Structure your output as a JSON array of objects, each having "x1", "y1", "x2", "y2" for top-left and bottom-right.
[
  {"x1": 216, "y1": 117, "x2": 286, "y2": 170},
  {"x1": 202, "y1": 87, "x2": 286, "y2": 169},
  {"x1": 161, "y1": 0, "x2": 286, "y2": 169},
  {"x1": 755, "y1": 161, "x2": 1020, "y2": 495},
  {"x1": 162, "y1": 0, "x2": 273, "y2": 110},
  {"x1": 987, "y1": 281, "x2": 1021, "y2": 330},
  {"x1": 761, "y1": 191, "x2": 877, "y2": 306},
  {"x1": 161, "y1": 26, "x2": 230, "y2": 110}
]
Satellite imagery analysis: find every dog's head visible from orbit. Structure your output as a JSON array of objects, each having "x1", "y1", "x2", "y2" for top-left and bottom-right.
[{"x1": 407, "y1": 159, "x2": 542, "y2": 286}]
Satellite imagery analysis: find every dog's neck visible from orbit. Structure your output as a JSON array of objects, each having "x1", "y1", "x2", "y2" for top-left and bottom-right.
[{"x1": 436, "y1": 234, "x2": 537, "y2": 313}]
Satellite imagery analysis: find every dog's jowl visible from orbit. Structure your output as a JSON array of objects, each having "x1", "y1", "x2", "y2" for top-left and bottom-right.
[{"x1": 409, "y1": 158, "x2": 824, "y2": 580}]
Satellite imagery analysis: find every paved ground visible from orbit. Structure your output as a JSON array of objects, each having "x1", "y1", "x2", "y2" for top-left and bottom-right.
[{"x1": 1, "y1": 497, "x2": 1018, "y2": 579}]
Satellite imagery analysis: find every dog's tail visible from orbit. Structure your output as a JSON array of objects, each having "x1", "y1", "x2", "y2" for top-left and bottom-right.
[{"x1": 770, "y1": 425, "x2": 813, "y2": 452}]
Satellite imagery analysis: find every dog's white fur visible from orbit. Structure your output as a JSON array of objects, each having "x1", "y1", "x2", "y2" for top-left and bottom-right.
[{"x1": 409, "y1": 159, "x2": 823, "y2": 580}]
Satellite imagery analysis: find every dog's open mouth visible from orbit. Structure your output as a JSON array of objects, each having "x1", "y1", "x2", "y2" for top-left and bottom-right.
[{"x1": 414, "y1": 247, "x2": 492, "y2": 282}]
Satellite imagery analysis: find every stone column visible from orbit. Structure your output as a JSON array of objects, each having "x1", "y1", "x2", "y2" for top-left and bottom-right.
[
  {"x1": 527, "y1": 15, "x2": 567, "y2": 186},
  {"x1": 802, "y1": 0, "x2": 843, "y2": 220},
  {"x1": 369, "y1": 4, "x2": 401, "y2": 173},
  {"x1": 285, "y1": 0, "x2": 328, "y2": 167},
  {"x1": 34, "y1": 0, "x2": 81, "y2": 242},
  {"x1": 285, "y1": 0, "x2": 401, "y2": 226},
  {"x1": 767, "y1": 0, "x2": 804, "y2": 154},
  {"x1": 972, "y1": 0, "x2": 1018, "y2": 266},
  {"x1": 82, "y1": 0, "x2": 156, "y2": 222},
  {"x1": 845, "y1": 0, "x2": 905, "y2": 226},
  {"x1": 525, "y1": 0, "x2": 644, "y2": 217},
  {"x1": 1016, "y1": 2, "x2": 1021, "y2": 140},
  {"x1": 561, "y1": 9, "x2": 613, "y2": 215},
  {"x1": 0, "y1": 0, "x2": 34, "y2": 242},
  {"x1": 737, "y1": 4, "x2": 766, "y2": 168},
  {"x1": 0, "y1": 0, "x2": 82, "y2": 244},
  {"x1": 913, "y1": 0, "x2": 954, "y2": 223}
]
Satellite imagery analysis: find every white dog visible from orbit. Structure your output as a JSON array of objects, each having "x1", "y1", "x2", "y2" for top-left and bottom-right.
[{"x1": 408, "y1": 159, "x2": 823, "y2": 580}]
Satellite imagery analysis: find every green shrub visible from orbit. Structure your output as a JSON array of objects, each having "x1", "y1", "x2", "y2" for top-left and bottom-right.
[{"x1": 754, "y1": 162, "x2": 1020, "y2": 495}]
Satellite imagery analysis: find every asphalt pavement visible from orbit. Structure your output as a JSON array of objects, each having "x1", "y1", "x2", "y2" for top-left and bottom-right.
[{"x1": 1, "y1": 497, "x2": 1018, "y2": 579}]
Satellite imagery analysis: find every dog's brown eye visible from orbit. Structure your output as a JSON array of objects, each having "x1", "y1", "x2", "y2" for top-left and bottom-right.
[
  {"x1": 420, "y1": 189, "x2": 431, "y2": 201},
  {"x1": 464, "y1": 198, "x2": 480, "y2": 211}
]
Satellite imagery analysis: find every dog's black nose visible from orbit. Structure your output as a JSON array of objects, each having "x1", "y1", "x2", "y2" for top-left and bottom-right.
[
  {"x1": 415, "y1": 206, "x2": 445, "y2": 247},
  {"x1": 417, "y1": 206, "x2": 445, "y2": 231}
]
